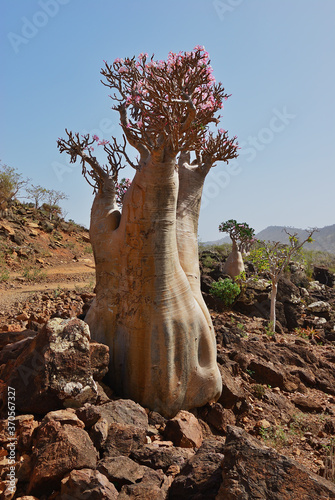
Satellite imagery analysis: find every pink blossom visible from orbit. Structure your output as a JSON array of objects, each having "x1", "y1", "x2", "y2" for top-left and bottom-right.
[
  {"x1": 92, "y1": 134, "x2": 99, "y2": 142},
  {"x1": 98, "y1": 139, "x2": 110, "y2": 146}
]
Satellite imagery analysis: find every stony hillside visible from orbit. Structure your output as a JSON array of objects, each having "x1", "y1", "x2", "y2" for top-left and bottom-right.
[
  {"x1": 0, "y1": 212, "x2": 335, "y2": 498},
  {"x1": 0, "y1": 202, "x2": 95, "y2": 318},
  {"x1": 0, "y1": 201, "x2": 92, "y2": 271}
]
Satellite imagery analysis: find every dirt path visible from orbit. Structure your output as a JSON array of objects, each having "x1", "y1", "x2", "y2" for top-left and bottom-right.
[{"x1": 0, "y1": 259, "x2": 96, "y2": 310}]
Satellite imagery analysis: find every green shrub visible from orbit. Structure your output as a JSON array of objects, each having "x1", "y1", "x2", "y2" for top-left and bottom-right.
[{"x1": 209, "y1": 278, "x2": 240, "y2": 307}]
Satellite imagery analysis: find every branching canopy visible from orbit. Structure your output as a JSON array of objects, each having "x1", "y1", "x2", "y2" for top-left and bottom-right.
[
  {"x1": 101, "y1": 46, "x2": 238, "y2": 160},
  {"x1": 57, "y1": 46, "x2": 239, "y2": 190}
]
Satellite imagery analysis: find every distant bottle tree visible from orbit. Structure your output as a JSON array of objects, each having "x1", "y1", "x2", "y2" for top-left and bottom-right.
[
  {"x1": 249, "y1": 229, "x2": 315, "y2": 333},
  {"x1": 219, "y1": 219, "x2": 255, "y2": 277}
]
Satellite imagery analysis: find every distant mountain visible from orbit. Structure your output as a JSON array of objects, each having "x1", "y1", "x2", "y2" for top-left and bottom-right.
[
  {"x1": 203, "y1": 224, "x2": 335, "y2": 254},
  {"x1": 256, "y1": 225, "x2": 335, "y2": 254}
]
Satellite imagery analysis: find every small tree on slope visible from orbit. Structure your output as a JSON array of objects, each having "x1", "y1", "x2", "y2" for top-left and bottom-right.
[
  {"x1": 249, "y1": 229, "x2": 315, "y2": 333},
  {"x1": 57, "y1": 47, "x2": 238, "y2": 417}
]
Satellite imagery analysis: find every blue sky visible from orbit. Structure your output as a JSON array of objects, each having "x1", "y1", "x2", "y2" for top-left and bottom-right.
[{"x1": 1, "y1": 0, "x2": 335, "y2": 241}]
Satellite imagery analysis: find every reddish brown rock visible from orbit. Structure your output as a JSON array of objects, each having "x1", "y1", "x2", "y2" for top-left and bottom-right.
[
  {"x1": 0, "y1": 414, "x2": 37, "y2": 449},
  {"x1": 58, "y1": 468, "x2": 118, "y2": 499},
  {"x1": 28, "y1": 420, "x2": 98, "y2": 496},
  {"x1": 217, "y1": 425, "x2": 335, "y2": 499},
  {"x1": 169, "y1": 438, "x2": 225, "y2": 499},
  {"x1": 217, "y1": 364, "x2": 246, "y2": 409},
  {"x1": 291, "y1": 394, "x2": 324, "y2": 413},
  {"x1": 41, "y1": 408, "x2": 85, "y2": 428},
  {"x1": 77, "y1": 398, "x2": 149, "y2": 430},
  {"x1": 98, "y1": 455, "x2": 150, "y2": 486},
  {"x1": 102, "y1": 422, "x2": 147, "y2": 457},
  {"x1": 118, "y1": 468, "x2": 171, "y2": 499},
  {"x1": 164, "y1": 410, "x2": 203, "y2": 448},
  {"x1": 200, "y1": 403, "x2": 236, "y2": 432},
  {"x1": 131, "y1": 443, "x2": 194, "y2": 471},
  {"x1": 247, "y1": 358, "x2": 299, "y2": 392}
]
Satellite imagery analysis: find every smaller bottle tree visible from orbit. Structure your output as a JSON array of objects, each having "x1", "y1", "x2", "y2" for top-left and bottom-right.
[
  {"x1": 219, "y1": 219, "x2": 255, "y2": 277},
  {"x1": 249, "y1": 229, "x2": 315, "y2": 333}
]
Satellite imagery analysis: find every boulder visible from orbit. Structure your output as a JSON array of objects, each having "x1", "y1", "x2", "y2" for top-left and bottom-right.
[
  {"x1": 169, "y1": 439, "x2": 225, "y2": 499},
  {"x1": 41, "y1": 408, "x2": 85, "y2": 428},
  {"x1": 77, "y1": 399, "x2": 149, "y2": 430},
  {"x1": 131, "y1": 442, "x2": 194, "y2": 471},
  {"x1": 164, "y1": 410, "x2": 203, "y2": 448},
  {"x1": 313, "y1": 266, "x2": 335, "y2": 287},
  {"x1": 277, "y1": 276, "x2": 301, "y2": 304},
  {"x1": 1, "y1": 318, "x2": 99, "y2": 414},
  {"x1": 0, "y1": 329, "x2": 37, "y2": 350},
  {"x1": 199, "y1": 403, "x2": 236, "y2": 432},
  {"x1": 28, "y1": 419, "x2": 98, "y2": 496},
  {"x1": 247, "y1": 359, "x2": 299, "y2": 392},
  {"x1": 218, "y1": 364, "x2": 246, "y2": 409},
  {"x1": 307, "y1": 301, "x2": 332, "y2": 320},
  {"x1": 102, "y1": 422, "x2": 147, "y2": 457},
  {"x1": 291, "y1": 394, "x2": 324, "y2": 413},
  {"x1": 58, "y1": 468, "x2": 118, "y2": 499},
  {"x1": 217, "y1": 425, "x2": 335, "y2": 499},
  {"x1": 98, "y1": 455, "x2": 150, "y2": 486},
  {"x1": 118, "y1": 468, "x2": 171, "y2": 499}
]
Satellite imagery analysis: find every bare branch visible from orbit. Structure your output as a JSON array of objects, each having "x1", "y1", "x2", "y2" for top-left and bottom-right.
[
  {"x1": 118, "y1": 103, "x2": 150, "y2": 161},
  {"x1": 57, "y1": 130, "x2": 128, "y2": 191}
]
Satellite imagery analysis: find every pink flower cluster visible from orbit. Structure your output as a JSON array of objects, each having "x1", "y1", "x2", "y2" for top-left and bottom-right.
[
  {"x1": 92, "y1": 135, "x2": 110, "y2": 147},
  {"x1": 109, "y1": 46, "x2": 231, "y2": 146}
]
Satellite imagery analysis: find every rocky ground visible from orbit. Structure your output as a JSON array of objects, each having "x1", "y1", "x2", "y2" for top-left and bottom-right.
[{"x1": 0, "y1": 206, "x2": 335, "y2": 499}]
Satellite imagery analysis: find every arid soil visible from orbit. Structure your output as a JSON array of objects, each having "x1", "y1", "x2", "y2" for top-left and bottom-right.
[
  {"x1": 0, "y1": 258, "x2": 95, "y2": 316},
  {"x1": 0, "y1": 205, "x2": 335, "y2": 498}
]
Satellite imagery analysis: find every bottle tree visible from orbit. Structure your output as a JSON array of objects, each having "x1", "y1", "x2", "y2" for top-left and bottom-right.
[
  {"x1": 249, "y1": 229, "x2": 315, "y2": 333},
  {"x1": 219, "y1": 219, "x2": 255, "y2": 277},
  {"x1": 57, "y1": 47, "x2": 238, "y2": 417}
]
